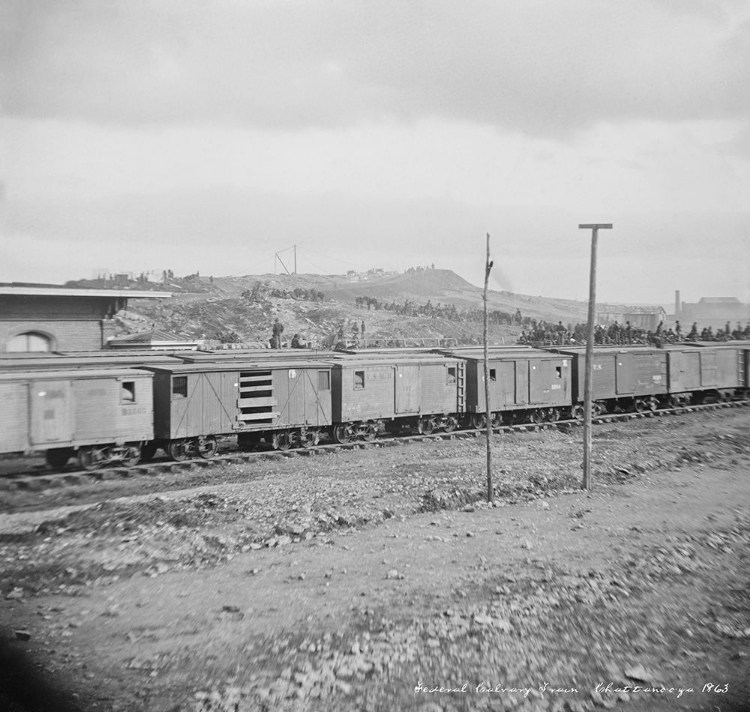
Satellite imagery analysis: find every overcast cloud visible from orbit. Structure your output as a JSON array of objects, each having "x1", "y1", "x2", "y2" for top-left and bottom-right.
[{"x1": 1, "y1": 0, "x2": 749, "y2": 303}]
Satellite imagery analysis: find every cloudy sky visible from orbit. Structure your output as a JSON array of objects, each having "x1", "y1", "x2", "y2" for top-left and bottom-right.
[{"x1": 1, "y1": 0, "x2": 749, "y2": 304}]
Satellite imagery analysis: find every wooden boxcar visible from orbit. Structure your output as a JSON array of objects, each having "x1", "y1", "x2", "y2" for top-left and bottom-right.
[
  {"x1": 440, "y1": 348, "x2": 571, "y2": 424},
  {"x1": 0, "y1": 367, "x2": 154, "y2": 469},
  {"x1": 146, "y1": 359, "x2": 333, "y2": 457},
  {"x1": 663, "y1": 342, "x2": 748, "y2": 403},
  {"x1": 329, "y1": 353, "x2": 462, "y2": 439},
  {"x1": 553, "y1": 346, "x2": 668, "y2": 413}
]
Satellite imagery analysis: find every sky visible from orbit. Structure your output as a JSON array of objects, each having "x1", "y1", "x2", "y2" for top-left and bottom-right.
[{"x1": 1, "y1": 0, "x2": 749, "y2": 306}]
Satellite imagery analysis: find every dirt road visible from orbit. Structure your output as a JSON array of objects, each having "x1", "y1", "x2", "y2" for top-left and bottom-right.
[{"x1": 1, "y1": 408, "x2": 749, "y2": 712}]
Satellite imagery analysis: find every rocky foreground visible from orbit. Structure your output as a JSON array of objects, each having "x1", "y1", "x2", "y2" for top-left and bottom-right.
[{"x1": 1, "y1": 409, "x2": 749, "y2": 712}]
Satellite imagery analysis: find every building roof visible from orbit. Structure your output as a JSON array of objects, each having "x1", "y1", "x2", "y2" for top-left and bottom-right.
[
  {"x1": 697, "y1": 297, "x2": 743, "y2": 304},
  {"x1": 0, "y1": 286, "x2": 171, "y2": 298},
  {"x1": 597, "y1": 304, "x2": 666, "y2": 314},
  {"x1": 109, "y1": 330, "x2": 188, "y2": 343}
]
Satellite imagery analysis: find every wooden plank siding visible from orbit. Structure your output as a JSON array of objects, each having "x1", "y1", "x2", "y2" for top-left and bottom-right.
[
  {"x1": 149, "y1": 363, "x2": 332, "y2": 439},
  {"x1": 0, "y1": 369, "x2": 154, "y2": 455}
]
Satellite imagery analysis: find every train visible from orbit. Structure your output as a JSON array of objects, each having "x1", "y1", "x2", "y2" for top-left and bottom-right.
[{"x1": 0, "y1": 342, "x2": 748, "y2": 471}]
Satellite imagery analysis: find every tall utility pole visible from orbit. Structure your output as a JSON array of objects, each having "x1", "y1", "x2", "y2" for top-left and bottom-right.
[
  {"x1": 578, "y1": 223, "x2": 613, "y2": 489},
  {"x1": 294, "y1": 245, "x2": 297, "y2": 275},
  {"x1": 483, "y1": 233, "x2": 494, "y2": 501}
]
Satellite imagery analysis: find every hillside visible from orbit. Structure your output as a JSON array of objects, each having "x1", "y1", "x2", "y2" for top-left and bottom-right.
[
  {"x1": 116, "y1": 268, "x2": 590, "y2": 347},
  {"x1": 209, "y1": 269, "x2": 589, "y2": 320}
]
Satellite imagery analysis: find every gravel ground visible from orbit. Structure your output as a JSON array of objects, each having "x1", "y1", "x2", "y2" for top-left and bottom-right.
[{"x1": 1, "y1": 408, "x2": 749, "y2": 712}]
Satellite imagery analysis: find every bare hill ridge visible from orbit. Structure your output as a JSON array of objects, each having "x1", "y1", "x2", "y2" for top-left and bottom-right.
[
  {"x1": 120, "y1": 268, "x2": 589, "y2": 347},
  {"x1": 209, "y1": 268, "x2": 589, "y2": 322}
]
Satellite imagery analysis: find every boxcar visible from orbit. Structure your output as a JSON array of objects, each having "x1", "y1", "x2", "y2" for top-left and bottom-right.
[
  {"x1": 329, "y1": 353, "x2": 462, "y2": 440},
  {"x1": 0, "y1": 368, "x2": 154, "y2": 469},
  {"x1": 553, "y1": 346, "x2": 668, "y2": 414},
  {"x1": 145, "y1": 359, "x2": 333, "y2": 457},
  {"x1": 663, "y1": 342, "x2": 749, "y2": 403},
  {"x1": 440, "y1": 347, "x2": 571, "y2": 424}
]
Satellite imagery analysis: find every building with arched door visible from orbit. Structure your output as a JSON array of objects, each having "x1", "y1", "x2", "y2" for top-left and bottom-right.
[{"x1": 0, "y1": 286, "x2": 171, "y2": 353}]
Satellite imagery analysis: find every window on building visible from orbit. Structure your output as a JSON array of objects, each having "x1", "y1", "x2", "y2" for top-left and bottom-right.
[
  {"x1": 318, "y1": 370, "x2": 331, "y2": 391},
  {"x1": 447, "y1": 366, "x2": 457, "y2": 384},
  {"x1": 354, "y1": 370, "x2": 365, "y2": 390},
  {"x1": 490, "y1": 369, "x2": 496, "y2": 381},
  {"x1": 172, "y1": 376, "x2": 188, "y2": 398},
  {"x1": 6, "y1": 332, "x2": 52, "y2": 352},
  {"x1": 121, "y1": 381, "x2": 136, "y2": 403}
]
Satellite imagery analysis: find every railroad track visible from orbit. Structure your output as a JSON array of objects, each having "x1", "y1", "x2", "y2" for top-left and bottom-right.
[{"x1": 1, "y1": 400, "x2": 747, "y2": 492}]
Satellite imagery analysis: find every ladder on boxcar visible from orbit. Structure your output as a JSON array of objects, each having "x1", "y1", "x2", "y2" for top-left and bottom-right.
[{"x1": 456, "y1": 361, "x2": 466, "y2": 416}]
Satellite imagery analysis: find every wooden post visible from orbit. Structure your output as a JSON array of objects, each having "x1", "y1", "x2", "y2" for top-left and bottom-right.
[
  {"x1": 578, "y1": 223, "x2": 612, "y2": 489},
  {"x1": 483, "y1": 234, "x2": 494, "y2": 501}
]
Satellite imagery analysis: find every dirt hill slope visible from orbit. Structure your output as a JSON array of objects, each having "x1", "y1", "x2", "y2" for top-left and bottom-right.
[{"x1": 117, "y1": 269, "x2": 589, "y2": 346}]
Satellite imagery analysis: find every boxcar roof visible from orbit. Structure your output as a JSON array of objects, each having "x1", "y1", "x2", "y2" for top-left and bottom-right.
[
  {"x1": 144, "y1": 360, "x2": 330, "y2": 374},
  {"x1": 550, "y1": 346, "x2": 661, "y2": 355},
  {"x1": 440, "y1": 348, "x2": 556, "y2": 360},
  {"x1": 176, "y1": 349, "x2": 340, "y2": 362},
  {"x1": 680, "y1": 340, "x2": 750, "y2": 348},
  {"x1": 323, "y1": 354, "x2": 459, "y2": 367},
  {"x1": 0, "y1": 353, "x2": 180, "y2": 370},
  {"x1": 0, "y1": 367, "x2": 153, "y2": 382}
]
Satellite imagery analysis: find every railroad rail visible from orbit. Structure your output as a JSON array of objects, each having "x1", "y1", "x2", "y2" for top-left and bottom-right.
[{"x1": 2, "y1": 399, "x2": 747, "y2": 493}]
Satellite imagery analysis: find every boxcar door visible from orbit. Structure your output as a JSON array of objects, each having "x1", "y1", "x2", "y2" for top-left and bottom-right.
[
  {"x1": 496, "y1": 361, "x2": 516, "y2": 407},
  {"x1": 616, "y1": 352, "x2": 635, "y2": 394},
  {"x1": 304, "y1": 369, "x2": 332, "y2": 426},
  {"x1": 29, "y1": 380, "x2": 73, "y2": 445},
  {"x1": 668, "y1": 351, "x2": 684, "y2": 393},
  {"x1": 395, "y1": 365, "x2": 420, "y2": 414},
  {"x1": 529, "y1": 360, "x2": 546, "y2": 404},
  {"x1": 700, "y1": 352, "x2": 718, "y2": 387},
  {"x1": 514, "y1": 360, "x2": 529, "y2": 405}
]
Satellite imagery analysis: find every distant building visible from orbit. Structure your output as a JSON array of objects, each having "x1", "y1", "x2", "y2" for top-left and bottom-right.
[
  {"x1": 0, "y1": 286, "x2": 171, "y2": 352},
  {"x1": 596, "y1": 304, "x2": 667, "y2": 332},
  {"x1": 676, "y1": 296, "x2": 750, "y2": 330}
]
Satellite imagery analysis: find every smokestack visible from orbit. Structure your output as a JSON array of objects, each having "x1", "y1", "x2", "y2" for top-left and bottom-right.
[{"x1": 675, "y1": 290, "x2": 680, "y2": 317}]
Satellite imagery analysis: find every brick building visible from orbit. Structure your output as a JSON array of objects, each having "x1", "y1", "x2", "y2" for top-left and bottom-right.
[{"x1": 0, "y1": 286, "x2": 171, "y2": 353}]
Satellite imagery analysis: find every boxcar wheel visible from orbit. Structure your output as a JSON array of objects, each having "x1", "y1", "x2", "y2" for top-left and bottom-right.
[
  {"x1": 274, "y1": 432, "x2": 291, "y2": 451},
  {"x1": 167, "y1": 440, "x2": 191, "y2": 462},
  {"x1": 470, "y1": 413, "x2": 487, "y2": 429},
  {"x1": 78, "y1": 446, "x2": 109, "y2": 471},
  {"x1": 121, "y1": 445, "x2": 141, "y2": 468},
  {"x1": 333, "y1": 424, "x2": 352, "y2": 444},
  {"x1": 443, "y1": 417, "x2": 458, "y2": 433},
  {"x1": 298, "y1": 430, "x2": 320, "y2": 448},
  {"x1": 197, "y1": 436, "x2": 218, "y2": 459},
  {"x1": 529, "y1": 409, "x2": 545, "y2": 424},
  {"x1": 418, "y1": 417, "x2": 434, "y2": 435}
]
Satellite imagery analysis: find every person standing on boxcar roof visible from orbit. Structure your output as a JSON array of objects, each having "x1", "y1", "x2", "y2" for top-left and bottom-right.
[{"x1": 271, "y1": 318, "x2": 284, "y2": 348}]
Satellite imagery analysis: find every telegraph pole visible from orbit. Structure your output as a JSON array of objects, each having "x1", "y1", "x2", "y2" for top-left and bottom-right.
[
  {"x1": 579, "y1": 223, "x2": 612, "y2": 489},
  {"x1": 483, "y1": 233, "x2": 494, "y2": 501}
]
